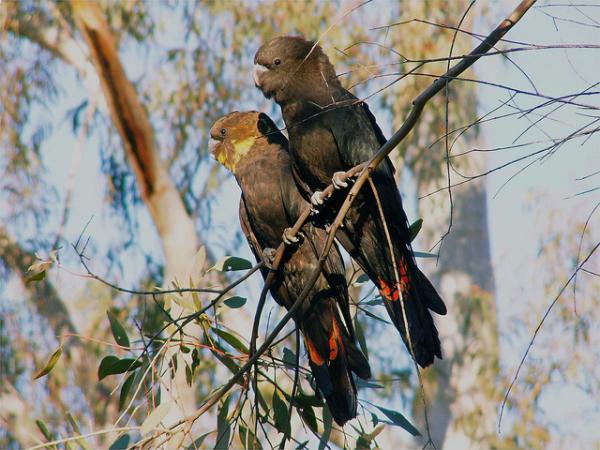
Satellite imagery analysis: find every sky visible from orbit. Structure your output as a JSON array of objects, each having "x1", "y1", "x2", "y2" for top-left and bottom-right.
[{"x1": 6, "y1": 0, "x2": 600, "y2": 447}]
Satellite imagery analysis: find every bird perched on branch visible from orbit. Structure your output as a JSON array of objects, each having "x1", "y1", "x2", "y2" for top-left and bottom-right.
[
  {"x1": 253, "y1": 36, "x2": 447, "y2": 368},
  {"x1": 210, "y1": 111, "x2": 371, "y2": 425}
]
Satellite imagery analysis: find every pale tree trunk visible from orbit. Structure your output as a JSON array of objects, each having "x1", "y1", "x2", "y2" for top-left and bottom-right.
[
  {"x1": 70, "y1": 1, "x2": 200, "y2": 441},
  {"x1": 415, "y1": 145, "x2": 500, "y2": 449}
]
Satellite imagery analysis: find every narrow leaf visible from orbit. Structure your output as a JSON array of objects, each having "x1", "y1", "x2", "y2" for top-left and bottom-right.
[
  {"x1": 223, "y1": 296, "x2": 247, "y2": 309},
  {"x1": 371, "y1": 404, "x2": 421, "y2": 436},
  {"x1": 215, "y1": 396, "x2": 231, "y2": 449},
  {"x1": 33, "y1": 346, "x2": 63, "y2": 380},
  {"x1": 212, "y1": 327, "x2": 249, "y2": 353},
  {"x1": 210, "y1": 256, "x2": 253, "y2": 272},
  {"x1": 108, "y1": 434, "x2": 130, "y2": 450},
  {"x1": 272, "y1": 389, "x2": 291, "y2": 436},
  {"x1": 140, "y1": 401, "x2": 171, "y2": 436},
  {"x1": 187, "y1": 432, "x2": 211, "y2": 450},
  {"x1": 295, "y1": 392, "x2": 323, "y2": 408},
  {"x1": 363, "y1": 309, "x2": 390, "y2": 325},
  {"x1": 107, "y1": 310, "x2": 130, "y2": 348},
  {"x1": 98, "y1": 356, "x2": 142, "y2": 381},
  {"x1": 408, "y1": 218, "x2": 423, "y2": 242},
  {"x1": 354, "y1": 318, "x2": 369, "y2": 361},
  {"x1": 35, "y1": 419, "x2": 53, "y2": 441},
  {"x1": 238, "y1": 425, "x2": 262, "y2": 450},
  {"x1": 356, "y1": 379, "x2": 384, "y2": 389},
  {"x1": 353, "y1": 273, "x2": 370, "y2": 285},
  {"x1": 119, "y1": 372, "x2": 136, "y2": 411},
  {"x1": 318, "y1": 406, "x2": 332, "y2": 450},
  {"x1": 26, "y1": 270, "x2": 46, "y2": 283},
  {"x1": 413, "y1": 251, "x2": 438, "y2": 259},
  {"x1": 300, "y1": 406, "x2": 318, "y2": 434},
  {"x1": 282, "y1": 347, "x2": 296, "y2": 368},
  {"x1": 362, "y1": 298, "x2": 384, "y2": 306}
]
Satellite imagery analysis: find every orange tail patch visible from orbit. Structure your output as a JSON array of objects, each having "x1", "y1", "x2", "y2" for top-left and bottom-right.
[
  {"x1": 378, "y1": 257, "x2": 410, "y2": 302},
  {"x1": 306, "y1": 318, "x2": 345, "y2": 365},
  {"x1": 328, "y1": 318, "x2": 344, "y2": 361},
  {"x1": 305, "y1": 337, "x2": 325, "y2": 366}
]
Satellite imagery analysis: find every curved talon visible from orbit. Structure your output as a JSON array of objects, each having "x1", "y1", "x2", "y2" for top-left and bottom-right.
[
  {"x1": 310, "y1": 190, "x2": 326, "y2": 214},
  {"x1": 262, "y1": 247, "x2": 277, "y2": 269},
  {"x1": 332, "y1": 171, "x2": 350, "y2": 189},
  {"x1": 283, "y1": 228, "x2": 302, "y2": 246}
]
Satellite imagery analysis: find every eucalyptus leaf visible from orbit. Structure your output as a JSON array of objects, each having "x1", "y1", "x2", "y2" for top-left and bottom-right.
[
  {"x1": 98, "y1": 356, "x2": 142, "y2": 381},
  {"x1": 33, "y1": 346, "x2": 63, "y2": 380},
  {"x1": 408, "y1": 218, "x2": 423, "y2": 242},
  {"x1": 272, "y1": 389, "x2": 291, "y2": 436},
  {"x1": 107, "y1": 310, "x2": 130, "y2": 348},
  {"x1": 223, "y1": 296, "x2": 247, "y2": 309},
  {"x1": 210, "y1": 256, "x2": 252, "y2": 272}
]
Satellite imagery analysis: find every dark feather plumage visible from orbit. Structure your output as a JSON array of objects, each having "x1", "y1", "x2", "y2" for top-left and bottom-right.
[
  {"x1": 255, "y1": 36, "x2": 447, "y2": 368},
  {"x1": 211, "y1": 111, "x2": 371, "y2": 425}
]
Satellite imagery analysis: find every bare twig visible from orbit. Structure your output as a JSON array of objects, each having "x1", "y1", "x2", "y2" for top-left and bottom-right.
[{"x1": 498, "y1": 239, "x2": 600, "y2": 432}]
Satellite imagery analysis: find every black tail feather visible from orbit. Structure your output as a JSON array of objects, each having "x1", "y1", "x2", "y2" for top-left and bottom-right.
[{"x1": 302, "y1": 305, "x2": 371, "y2": 426}]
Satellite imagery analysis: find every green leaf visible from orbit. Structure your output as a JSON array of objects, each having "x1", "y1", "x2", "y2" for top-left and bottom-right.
[
  {"x1": 35, "y1": 419, "x2": 53, "y2": 441},
  {"x1": 413, "y1": 251, "x2": 438, "y2": 259},
  {"x1": 238, "y1": 425, "x2": 262, "y2": 449},
  {"x1": 66, "y1": 413, "x2": 93, "y2": 450},
  {"x1": 187, "y1": 432, "x2": 211, "y2": 450},
  {"x1": 108, "y1": 434, "x2": 130, "y2": 450},
  {"x1": 354, "y1": 318, "x2": 369, "y2": 361},
  {"x1": 33, "y1": 346, "x2": 63, "y2": 380},
  {"x1": 356, "y1": 379, "x2": 384, "y2": 389},
  {"x1": 371, "y1": 403, "x2": 421, "y2": 436},
  {"x1": 215, "y1": 395, "x2": 231, "y2": 449},
  {"x1": 98, "y1": 356, "x2": 142, "y2": 381},
  {"x1": 353, "y1": 273, "x2": 370, "y2": 285},
  {"x1": 272, "y1": 389, "x2": 291, "y2": 436},
  {"x1": 408, "y1": 218, "x2": 423, "y2": 242},
  {"x1": 223, "y1": 296, "x2": 247, "y2": 309},
  {"x1": 212, "y1": 327, "x2": 249, "y2": 353},
  {"x1": 140, "y1": 401, "x2": 171, "y2": 436},
  {"x1": 107, "y1": 310, "x2": 130, "y2": 348},
  {"x1": 362, "y1": 298, "x2": 384, "y2": 306},
  {"x1": 282, "y1": 347, "x2": 296, "y2": 368},
  {"x1": 26, "y1": 270, "x2": 46, "y2": 283},
  {"x1": 119, "y1": 372, "x2": 136, "y2": 411},
  {"x1": 363, "y1": 309, "x2": 390, "y2": 325},
  {"x1": 210, "y1": 256, "x2": 252, "y2": 272},
  {"x1": 355, "y1": 433, "x2": 372, "y2": 450},
  {"x1": 210, "y1": 342, "x2": 240, "y2": 377},
  {"x1": 318, "y1": 405, "x2": 332, "y2": 450},
  {"x1": 300, "y1": 405, "x2": 318, "y2": 434},
  {"x1": 295, "y1": 391, "x2": 323, "y2": 408}
]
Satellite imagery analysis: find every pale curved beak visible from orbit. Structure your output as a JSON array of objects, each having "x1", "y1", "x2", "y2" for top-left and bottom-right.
[
  {"x1": 253, "y1": 64, "x2": 268, "y2": 87},
  {"x1": 208, "y1": 138, "x2": 220, "y2": 157}
]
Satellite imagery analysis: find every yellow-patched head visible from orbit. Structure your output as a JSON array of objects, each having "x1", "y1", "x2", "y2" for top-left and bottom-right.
[{"x1": 210, "y1": 111, "x2": 273, "y2": 173}]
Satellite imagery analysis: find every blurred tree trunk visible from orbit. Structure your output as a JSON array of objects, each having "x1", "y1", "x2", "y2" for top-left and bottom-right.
[
  {"x1": 70, "y1": 1, "x2": 199, "y2": 438},
  {"x1": 415, "y1": 145, "x2": 500, "y2": 448}
]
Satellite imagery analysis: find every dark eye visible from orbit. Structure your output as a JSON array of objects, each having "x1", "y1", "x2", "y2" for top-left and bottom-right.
[
  {"x1": 273, "y1": 58, "x2": 281, "y2": 66},
  {"x1": 220, "y1": 128, "x2": 227, "y2": 136}
]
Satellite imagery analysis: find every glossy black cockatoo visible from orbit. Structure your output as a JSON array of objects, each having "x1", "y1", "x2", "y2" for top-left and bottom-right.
[
  {"x1": 253, "y1": 36, "x2": 447, "y2": 368},
  {"x1": 210, "y1": 111, "x2": 371, "y2": 425}
]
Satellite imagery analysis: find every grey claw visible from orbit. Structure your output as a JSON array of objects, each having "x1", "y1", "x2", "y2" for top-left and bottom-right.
[
  {"x1": 332, "y1": 171, "x2": 349, "y2": 189},
  {"x1": 262, "y1": 248, "x2": 277, "y2": 269},
  {"x1": 283, "y1": 228, "x2": 301, "y2": 246},
  {"x1": 310, "y1": 191, "x2": 326, "y2": 214}
]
